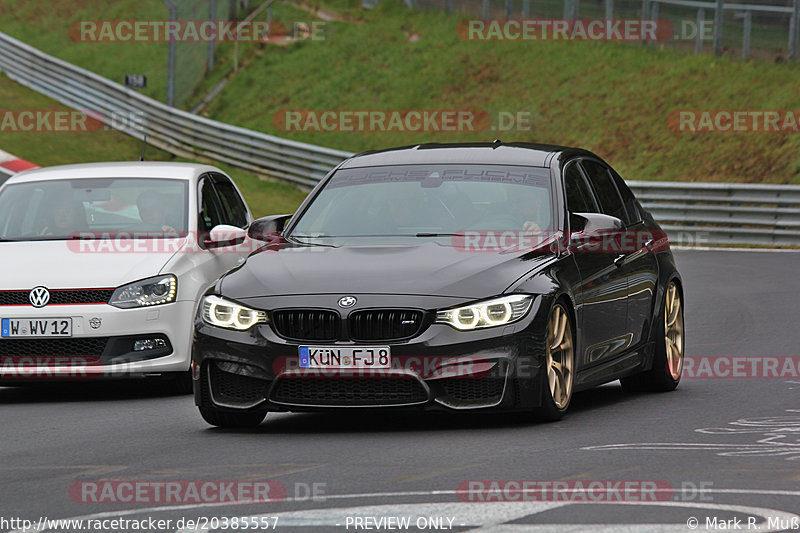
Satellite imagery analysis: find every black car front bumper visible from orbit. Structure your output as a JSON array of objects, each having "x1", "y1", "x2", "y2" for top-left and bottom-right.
[{"x1": 192, "y1": 294, "x2": 549, "y2": 414}]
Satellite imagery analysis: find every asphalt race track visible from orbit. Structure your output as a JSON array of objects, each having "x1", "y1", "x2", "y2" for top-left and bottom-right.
[{"x1": 1, "y1": 249, "x2": 799, "y2": 533}]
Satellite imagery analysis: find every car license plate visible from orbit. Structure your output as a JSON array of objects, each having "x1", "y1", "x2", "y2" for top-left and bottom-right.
[
  {"x1": 1, "y1": 318, "x2": 73, "y2": 338},
  {"x1": 299, "y1": 346, "x2": 391, "y2": 369}
]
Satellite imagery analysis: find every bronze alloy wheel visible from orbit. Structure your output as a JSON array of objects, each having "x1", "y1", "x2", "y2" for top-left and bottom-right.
[
  {"x1": 546, "y1": 303, "x2": 574, "y2": 409},
  {"x1": 664, "y1": 281, "x2": 684, "y2": 380}
]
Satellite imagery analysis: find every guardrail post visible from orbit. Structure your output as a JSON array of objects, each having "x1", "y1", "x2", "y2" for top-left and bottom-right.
[
  {"x1": 789, "y1": 0, "x2": 800, "y2": 61},
  {"x1": 695, "y1": 8, "x2": 704, "y2": 53},
  {"x1": 605, "y1": 0, "x2": 613, "y2": 21},
  {"x1": 505, "y1": 0, "x2": 513, "y2": 17},
  {"x1": 482, "y1": 0, "x2": 490, "y2": 18},
  {"x1": 713, "y1": 0, "x2": 723, "y2": 55},
  {"x1": 522, "y1": 0, "x2": 530, "y2": 17}
]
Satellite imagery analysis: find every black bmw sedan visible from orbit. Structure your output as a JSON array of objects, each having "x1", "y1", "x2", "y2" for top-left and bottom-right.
[{"x1": 192, "y1": 142, "x2": 684, "y2": 427}]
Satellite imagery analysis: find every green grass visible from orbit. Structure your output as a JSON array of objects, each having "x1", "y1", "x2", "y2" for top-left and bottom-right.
[
  {"x1": 3, "y1": 0, "x2": 800, "y2": 183},
  {"x1": 202, "y1": 0, "x2": 800, "y2": 183},
  {"x1": 0, "y1": 0, "x2": 171, "y2": 103},
  {"x1": 0, "y1": 73, "x2": 308, "y2": 217}
]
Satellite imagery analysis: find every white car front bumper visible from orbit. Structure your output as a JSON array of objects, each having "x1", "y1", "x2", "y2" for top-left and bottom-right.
[{"x1": 0, "y1": 300, "x2": 196, "y2": 379}]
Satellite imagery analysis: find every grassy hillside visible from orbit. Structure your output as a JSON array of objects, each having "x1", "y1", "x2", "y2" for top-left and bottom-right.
[
  {"x1": 203, "y1": 1, "x2": 800, "y2": 183},
  {"x1": 2, "y1": 0, "x2": 800, "y2": 183}
]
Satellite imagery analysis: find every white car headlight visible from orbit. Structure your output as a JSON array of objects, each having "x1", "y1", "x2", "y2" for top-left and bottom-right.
[
  {"x1": 202, "y1": 295, "x2": 267, "y2": 331},
  {"x1": 109, "y1": 275, "x2": 177, "y2": 309},
  {"x1": 435, "y1": 294, "x2": 534, "y2": 330}
]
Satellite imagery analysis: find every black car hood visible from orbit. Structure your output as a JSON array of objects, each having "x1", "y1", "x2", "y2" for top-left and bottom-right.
[{"x1": 220, "y1": 241, "x2": 556, "y2": 300}]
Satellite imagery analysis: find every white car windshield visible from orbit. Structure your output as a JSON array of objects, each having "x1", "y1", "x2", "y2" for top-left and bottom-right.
[{"x1": 0, "y1": 177, "x2": 188, "y2": 241}]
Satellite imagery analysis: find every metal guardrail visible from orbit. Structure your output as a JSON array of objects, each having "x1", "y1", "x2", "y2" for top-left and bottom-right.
[
  {"x1": 0, "y1": 32, "x2": 352, "y2": 188},
  {"x1": 628, "y1": 180, "x2": 800, "y2": 246},
  {"x1": 0, "y1": 31, "x2": 799, "y2": 246}
]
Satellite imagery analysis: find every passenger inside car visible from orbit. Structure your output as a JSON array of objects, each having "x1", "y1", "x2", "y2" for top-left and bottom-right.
[{"x1": 40, "y1": 199, "x2": 87, "y2": 236}]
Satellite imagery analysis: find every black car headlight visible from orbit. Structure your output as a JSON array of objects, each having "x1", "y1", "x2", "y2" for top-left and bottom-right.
[
  {"x1": 202, "y1": 295, "x2": 267, "y2": 331},
  {"x1": 109, "y1": 275, "x2": 177, "y2": 309},
  {"x1": 436, "y1": 294, "x2": 534, "y2": 330}
]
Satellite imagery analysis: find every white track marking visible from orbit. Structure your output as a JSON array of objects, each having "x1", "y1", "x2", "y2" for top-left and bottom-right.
[
  {"x1": 232, "y1": 501, "x2": 799, "y2": 532},
  {"x1": 672, "y1": 246, "x2": 799, "y2": 253},
  {"x1": 10, "y1": 488, "x2": 800, "y2": 533}
]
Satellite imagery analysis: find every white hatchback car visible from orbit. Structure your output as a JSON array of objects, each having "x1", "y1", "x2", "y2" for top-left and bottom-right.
[{"x1": 0, "y1": 162, "x2": 256, "y2": 390}]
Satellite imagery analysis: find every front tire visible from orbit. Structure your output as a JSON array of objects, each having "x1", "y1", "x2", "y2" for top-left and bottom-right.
[
  {"x1": 621, "y1": 280, "x2": 684, "y2": 392},
  {"x1": 532, "y1": 301, "x2": 575, "y2": 421}
]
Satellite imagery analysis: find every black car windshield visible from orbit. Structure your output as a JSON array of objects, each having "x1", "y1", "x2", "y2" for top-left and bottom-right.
[
  {"x1": 289, "y1": 164, "x2": 553, "y2": 244},
  {"x1": 0, "y1": 177, "x2": 189, "y2": 241}
]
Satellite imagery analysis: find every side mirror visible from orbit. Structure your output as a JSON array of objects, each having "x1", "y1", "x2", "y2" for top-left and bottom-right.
[
  {"x1": 569, "y1": 213, "x2": 624, "y2": 246},
  {"x1": 248, "y1": 214, "x2": 292, "y2": 242},
  {"x1": 204, "y1": 225, "x2": 247, "y2": 249}
]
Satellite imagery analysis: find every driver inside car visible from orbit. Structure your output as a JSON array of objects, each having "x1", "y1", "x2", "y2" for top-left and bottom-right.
[{"x1": 137, "y1": 190, "x2": 178, "y2": 235}]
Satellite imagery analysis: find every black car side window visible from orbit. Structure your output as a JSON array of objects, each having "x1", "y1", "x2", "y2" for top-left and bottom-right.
[
  {"x1": 580, "y1": 160, "x2": 630, "y2": 225},
  {"x1": 563, "y1": 162, "x2": 599, "y2": 214},
  {"x1": 609, "y1": 169, "x2": 643, "y2": 225},
  {"x1": 198, "y1": 177, "x2": 225, "y2": 231},
  {"x1": 211, "y1": 174, "x2": 249, "y2": 229}
]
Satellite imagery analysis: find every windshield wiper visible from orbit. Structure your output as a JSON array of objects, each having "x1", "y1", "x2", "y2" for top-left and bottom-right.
[{"x1": 415, "y1": 232, "x2": 460, "y2": 237}]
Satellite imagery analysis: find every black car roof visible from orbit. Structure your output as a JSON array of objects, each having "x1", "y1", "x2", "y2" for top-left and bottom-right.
[{"x1": 339, "y1": 142, "x2": 599, "y2": 169}]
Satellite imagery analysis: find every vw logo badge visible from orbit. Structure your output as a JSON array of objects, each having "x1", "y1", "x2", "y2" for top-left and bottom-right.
[
  {"x1": 338, "y1": 296, "x2": 357, "y2": 308},
  {"x1": 29, "y1": 286, "x2": 50, "y2": 308},
  {"x1": 89, "y1": 318, "x2": 102, "y2": 330}
]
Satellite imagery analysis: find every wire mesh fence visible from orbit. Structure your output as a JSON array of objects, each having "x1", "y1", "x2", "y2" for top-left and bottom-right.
[
  {"x1": 162, "y1": 0, "x2": 247, "y2": 108},
  {"x1": 395, "y1": 0, "x2": 799, "y2": 60}
]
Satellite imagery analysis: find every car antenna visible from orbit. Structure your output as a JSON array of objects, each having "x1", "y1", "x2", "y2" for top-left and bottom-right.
[{"x1": 139, "y1": 134, "x2": 147, "y2": 161}]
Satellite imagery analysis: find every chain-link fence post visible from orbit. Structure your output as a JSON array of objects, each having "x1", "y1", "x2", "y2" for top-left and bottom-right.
[
  {"x1": 695, "y1": 8, "x2": 705, "y2": 53},
  {"x1": 208, "y1": 0, "x2": 216, "y2": 71},
  {"x1": 789, "y1": 0, "x2": 800, "y2": 60},
  {"x1": 713, "y1": 0, "x2": 724, "y2": 55},
  {"x1": 163, "y1": 0, "x2": 177, "y2": 107}
]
